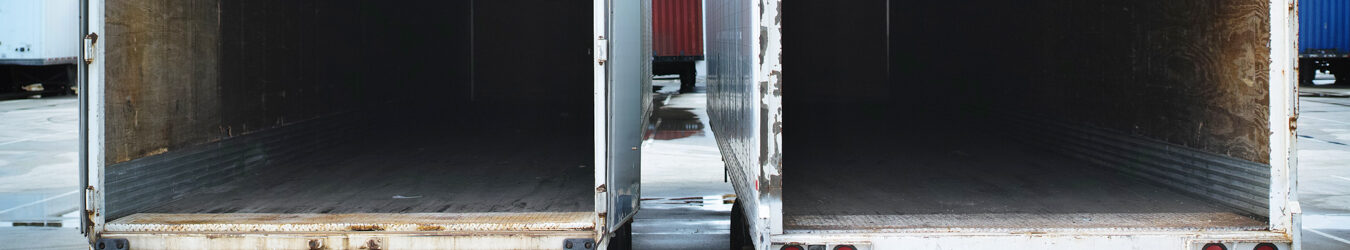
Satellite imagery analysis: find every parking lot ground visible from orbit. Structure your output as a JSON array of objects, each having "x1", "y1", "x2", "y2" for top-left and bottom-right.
[
  {"x1": 1297, "y1": 92, "x2": 1350, "y2": 250},
  {"x1": 0, "y1": 96, "x2": 81, "y2": 249}
]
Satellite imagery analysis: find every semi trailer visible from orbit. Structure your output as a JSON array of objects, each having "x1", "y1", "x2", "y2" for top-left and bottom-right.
[
  {"x1": 1298, "y1": 0, "x2": 1350, "y2": 85},
  {"x1": 652, "y1": 0, "x2": 704, "y2": 93},
  {"x1": 0, "y1": 0, "x2": 80, "y2": 98},
  {"x1": 78, "y1": 0, "x2": 652, "y2": 249},
  {"x1": 709, "y1": 0, "x2": 1301, "y2": 249}
]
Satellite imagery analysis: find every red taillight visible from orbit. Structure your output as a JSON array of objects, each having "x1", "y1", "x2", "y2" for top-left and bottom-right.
[
  {"x1": 834, "y1": 245, "x2": 858, "y2": 250},
  {"x1": 1254, "y1": 243, "x2": 1278, "y2": 250},
  {"x1": 781, "y1": 245, "x2": 805, "y2": 250},
  {"x1": 1203, "y1": 243, "x2": 1227, "y2": 250}
]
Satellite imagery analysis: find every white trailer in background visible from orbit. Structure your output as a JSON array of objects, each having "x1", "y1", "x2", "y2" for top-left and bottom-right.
[
  {"x1": 0, "y1": 0, "x2": 79, "y2": 96},
  {"x1": 706, "y1": 0, "x2": 1300, "y2": 249}
]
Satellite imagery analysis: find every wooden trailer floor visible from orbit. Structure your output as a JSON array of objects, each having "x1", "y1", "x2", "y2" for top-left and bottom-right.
[
  {"x1": 140, "y1": 117, "x2": 595, "y2": 214},
  {"x1": 785, "y1": 114, "x2": 1266, "y2": 232}
]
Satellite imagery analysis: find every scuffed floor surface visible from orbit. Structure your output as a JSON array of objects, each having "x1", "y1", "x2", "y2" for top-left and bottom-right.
[
  {"x1": 143, "y1": 109, "x2": 595, "y2": 214},
  {"x1": 786, "y1": 104, "x2": 1265, "y2": 231}
]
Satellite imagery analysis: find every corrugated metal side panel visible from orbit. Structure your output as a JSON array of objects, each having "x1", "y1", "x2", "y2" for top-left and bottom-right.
[
  {"x1": 706, "y1": 0, "x2": 759, "y2": 244},
  {"x1": 1299, "y1": 0, "x2": 1350, "y2": 52},
  {"x1": 653, "y1": 0, "x2": 703, "y2": 57}
]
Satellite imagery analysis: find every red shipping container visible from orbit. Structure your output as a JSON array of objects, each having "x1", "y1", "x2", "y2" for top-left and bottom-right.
[{"x1": 653, "y1": 0, "x2": 703, "y2": 59}]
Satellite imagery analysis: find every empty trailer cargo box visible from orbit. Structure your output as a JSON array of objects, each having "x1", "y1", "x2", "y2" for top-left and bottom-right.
[
  {"x1": 78, "y1": 0, "x2": 652, "y2": 249},
  {"x1": 710, "y1": 0, "x2": 1300, "y2": 249}
]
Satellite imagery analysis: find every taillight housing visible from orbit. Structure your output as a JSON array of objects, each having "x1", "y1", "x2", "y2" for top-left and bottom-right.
[
  {"x1": 834, "y1": 245, "x2": 858, "y2": 250},
  {"x1": 781, "y1": 245, "x2": 805, "y2": 250},
  {"x1": 1202, "y1": 243, "x2": 1228, "y2": 250},
  {"x1": 1253, "y1": 243, "x2": 1278, "y2": 250}
]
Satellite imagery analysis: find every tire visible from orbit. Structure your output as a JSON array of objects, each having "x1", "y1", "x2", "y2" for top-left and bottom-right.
[
  {"x1": 607, "y1": 222, "x2": 632, "y2": 250},
  {"x1": 730, "y1": 200, "x2": 752, "y2": 250},
  {"x1": 1, "y1": 66, "x2": 13, "y2": 93},
  {"x1": 1300, "y1": 58, "x2": 1316, "y2": 86},
  {"x1": 1334, "y1": 60, "x2": 1350, "y2": 86},
  {"x1": 65, "y1": 64, "x2": 78, "y2": 95},
  {"x1": 679, "y1": 62, "x2": 697, "y2": 93}
]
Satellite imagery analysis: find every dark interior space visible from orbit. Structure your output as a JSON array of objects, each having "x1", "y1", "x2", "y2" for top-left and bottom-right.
[
  {"x1": 104, "y1": 0, "x2": 595, "y2": 217},
  {"x1": 784, "y1": 0, "x2": 1271, "y2": 229}
]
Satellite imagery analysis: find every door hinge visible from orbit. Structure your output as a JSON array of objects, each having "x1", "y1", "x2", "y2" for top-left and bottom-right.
[
  {"x1": 84, "y1": 33, "x2": 99, "y2": 64},
  {"x1": 595, "y1": 37, "x2": 608, "y2": 65}
]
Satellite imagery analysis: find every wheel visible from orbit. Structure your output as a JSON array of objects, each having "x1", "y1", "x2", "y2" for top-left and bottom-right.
[
  {"x1": 1, "y1": 66, "x2": 13, "y2": 93},
  {"x1": 730, "y1": 201, "x2": 742, "y2": 250},
  {"x1": 1300, "y1": 58, "x2": 1316, "y2": 86},
  {"x1": 679, "y1": 62, "x2": 697, "y2": 93},
  {"x1": 607, "y1": 221, "x2": 632, "y2": 250},
  {"x1": 65, "y1": 64, "x2": 78, "y2": 95},
  {"x1": 1334, "y1": 60, "x2": 1350, "y2": 86},
  {"x1": 730, "y1": 200, "x2": 752, "y2": 250}
]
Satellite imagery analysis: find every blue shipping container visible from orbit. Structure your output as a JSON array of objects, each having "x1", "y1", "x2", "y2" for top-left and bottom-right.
[{"x1": 1300, "y1": 0, "x2": 1350, "y2": 53}]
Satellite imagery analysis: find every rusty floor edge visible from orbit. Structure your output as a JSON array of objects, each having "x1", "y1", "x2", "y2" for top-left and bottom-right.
[
  {"x1": 784, "y1": 212, "x2": 1269, "y2": 233},
  {"x1": 106, "y1": 212, "x2": 596, "y2": 233}
]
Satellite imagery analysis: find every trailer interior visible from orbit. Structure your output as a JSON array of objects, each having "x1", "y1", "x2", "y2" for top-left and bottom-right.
[
  {"x1": 785, "y1": 1, "x2": 1273, "y2": 232},
  {"x1": 101, "y1": 0, "x2": 597, "y2": 223}
]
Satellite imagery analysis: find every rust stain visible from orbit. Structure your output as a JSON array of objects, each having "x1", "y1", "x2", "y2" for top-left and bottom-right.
[
  {"x1": 348, "y1": 225, "x2": 385, "y2": 231},
  {"x1": 85, "y1": 209, "x2": 96, "y2": 232},
  {"x1": 138, "y1": 147, "x2": 169, "y2": 159},
  {"x1": 416, "y1": 225, "x2": 444, "y2": 231}
]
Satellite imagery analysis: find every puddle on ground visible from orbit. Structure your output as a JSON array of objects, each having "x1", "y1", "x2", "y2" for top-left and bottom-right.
[
  {"x1": 645, "y1": 107, "x2": 705, "y2": 140},
  {"x1": 640, "y1": 194, "x2": 736, "y2": 211}
]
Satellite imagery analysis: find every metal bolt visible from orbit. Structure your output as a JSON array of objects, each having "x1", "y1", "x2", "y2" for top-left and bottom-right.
[
  {"x1": 585, "y1": 242, "x2": 593, "y2": 249},
  {"x1": 366, "y1": 239, "x2": 382, "y2": 250},
  {"x1": 565, "y1": 241, "x2": 574, "y2": 249},
  {"x1": 308, "y1": 239, "x2": 323, "y2": 250}
]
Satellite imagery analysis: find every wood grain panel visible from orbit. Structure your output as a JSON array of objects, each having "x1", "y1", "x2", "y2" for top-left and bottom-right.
[
  {"x1": 105, "y1": 0, "x2": 222, "y2": 164},
  {"x1": 1025, "y1": 0, "x2": 1271, "y2": 163}
]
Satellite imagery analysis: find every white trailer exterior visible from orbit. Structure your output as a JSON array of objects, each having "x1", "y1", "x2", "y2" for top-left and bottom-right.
[
  {"x1": 707, "y1": 0, "x2": 1301, "y2": 250},
  {"x1": 78, "y1": 0, "x2": 651, "y2": 249},
  {"x1": 0, "y1": 0, "x2": 79, "y2": 66}
]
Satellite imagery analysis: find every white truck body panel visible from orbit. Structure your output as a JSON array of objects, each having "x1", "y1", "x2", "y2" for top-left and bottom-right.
[
  {"x1": 0, "y1": 0, "x2": 79, "y2": 65},
  {"x1": 705, "y1": 0, "x2": 1300, "y2": 249}
]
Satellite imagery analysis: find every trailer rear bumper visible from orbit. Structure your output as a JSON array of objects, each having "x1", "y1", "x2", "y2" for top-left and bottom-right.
[
  {"x1": 100, "y1": 212, "x2": 601, "y2": 250},
  {"x1": 770, "y1": 231, "x2": 1291, "y2": 250}
]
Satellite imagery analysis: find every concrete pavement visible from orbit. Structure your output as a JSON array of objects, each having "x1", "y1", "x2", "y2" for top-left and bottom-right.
[
  {"x1": 1297, "y1": 92, "x2": 1350, "y2": 250},
  {"x1": 634, "y1": 77, "x2": 736, "y2": 249},
  {"x1": 0, "y1": 96, "x2": 83, "y2": 249}
]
